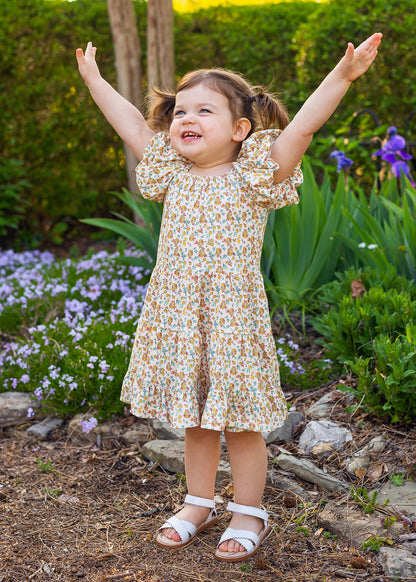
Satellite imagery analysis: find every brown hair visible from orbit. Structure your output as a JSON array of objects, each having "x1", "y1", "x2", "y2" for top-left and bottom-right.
[{"x1": 147, "y1": 68, "x2": 289, "y2": 137}]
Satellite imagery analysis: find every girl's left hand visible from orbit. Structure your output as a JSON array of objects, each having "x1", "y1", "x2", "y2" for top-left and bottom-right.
[{"x1": 340, "y1": 32, "x2": 383, "y2": 82}]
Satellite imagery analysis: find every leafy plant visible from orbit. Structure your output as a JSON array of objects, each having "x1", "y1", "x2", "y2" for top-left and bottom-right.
[
  {"x1": 362, "y1": 535, "x2": 393, "y2": 553},
  {"x1": 262, "y1": 157, "x2": 358, "y2": 313},
  {"x1": 81, "y1": 188, "x2": 163, "y2": 270},
  {"x1": 348, "y1": 330, "x2": 416, "y2": 423},
  {"x1": 389, "y1": 473, "x2": 404, "y2": 487},
  {"x1": 36, "y1": 458, "x2": 56, "y2": 474},
  {"x1": 312, "y1": 266, "x2": 416, "y2": 422},
  {"x1": 342, "y1": 178, "x2": 416, "y2": 281},
  {"x1": 349, "y1": 486, "x2": 386, "y2": 515}
]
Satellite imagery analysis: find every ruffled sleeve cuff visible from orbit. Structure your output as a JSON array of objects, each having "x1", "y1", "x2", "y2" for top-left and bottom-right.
[
  {"x1": 135, "y1": 132, "x2": 191, "y2": 203},
  {"x1": 234, "y1": 129, "x2": 303, "y2": 210}
]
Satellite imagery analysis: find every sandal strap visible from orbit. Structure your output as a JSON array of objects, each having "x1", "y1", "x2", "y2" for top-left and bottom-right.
[
  {"x1": 218, "y1": 527, "x2": 259, "y2": 552},
  {"x1": 160, "y1": 515, "x2": 196, "y2": 542},
  {"x1": 185, "y1": 494, "x2": 215, "y2": 509},
  {"x1": 227, "y1": 502, "x2": 268, "y2": 523}
]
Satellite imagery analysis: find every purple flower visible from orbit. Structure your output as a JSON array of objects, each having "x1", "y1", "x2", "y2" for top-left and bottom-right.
[
  {"x1": 80, "y1": 416, "x2": 98, "y2": 433},
  {"x1": 374, "y1": 126, "x2": 413, "y2": 164},
  {"x1": 374, "y1": 126, "x2": 415, "y2": 185},
  {"x1": 391, "y1": 160, "x2": 416, "y2": 187},
  {"x1": 330, "y1": 150, "x2": 353, "y2": 172}
]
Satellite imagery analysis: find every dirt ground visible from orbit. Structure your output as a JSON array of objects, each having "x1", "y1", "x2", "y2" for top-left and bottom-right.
[{"x1": 1, "y1": 386, "x2": 415, "y2": 582}]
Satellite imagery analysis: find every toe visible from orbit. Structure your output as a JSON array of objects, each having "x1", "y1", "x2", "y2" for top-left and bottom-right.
[
  {"x1": 219, "y1": 539, "x2": 245, "y2": 553},
  {"x1": 162, "y1": 527, "x2": 181, "y2": 542}
]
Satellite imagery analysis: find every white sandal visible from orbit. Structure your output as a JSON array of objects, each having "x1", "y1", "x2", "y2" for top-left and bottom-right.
[
  {"x1": 155, "y1": 494, "x2": 219, "y2": 549},
  {"x1": 215, "y1": 502, "x2": 272, "y2": 562}
]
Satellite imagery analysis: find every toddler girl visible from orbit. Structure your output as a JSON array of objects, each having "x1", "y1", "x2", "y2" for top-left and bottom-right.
[{"x1": 76, "y1": 32, "x2": 381, "y2": 562}]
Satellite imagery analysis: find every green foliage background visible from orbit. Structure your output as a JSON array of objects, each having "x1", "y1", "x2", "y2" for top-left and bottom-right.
[{"x1": 1, "y1": 0, "x2": 414, "y2": 248}]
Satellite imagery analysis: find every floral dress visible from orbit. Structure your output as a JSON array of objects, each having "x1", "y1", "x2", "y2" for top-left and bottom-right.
[{"x1": 121, "y1": 129, "x2": 303, "y2": 432}]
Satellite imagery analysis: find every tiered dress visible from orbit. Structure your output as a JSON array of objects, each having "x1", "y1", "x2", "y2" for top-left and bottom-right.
[{"x1": 121, "y1": 129, "x2": 303, "y2": 432}]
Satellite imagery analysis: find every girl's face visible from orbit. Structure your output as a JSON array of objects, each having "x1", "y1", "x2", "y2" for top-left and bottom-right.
[{"x1": 169, "y1": 83, "x2": 250, "y2": 170}]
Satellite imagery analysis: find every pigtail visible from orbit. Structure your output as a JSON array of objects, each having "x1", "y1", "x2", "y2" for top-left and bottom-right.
[
  {"x1": 147, "y1": 87, "x2": 177, "y2": 132},
  {"x1": 251, "y1": 87, "x2": 289, "y2": 131}
]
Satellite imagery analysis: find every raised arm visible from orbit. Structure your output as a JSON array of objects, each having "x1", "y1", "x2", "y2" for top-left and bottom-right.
[
  {"x1": 76, "y1": 42, "x2": 154, "y2": 160},
  {"x1": 271, "y1": 32, "x2": 382, "y2": 183}
]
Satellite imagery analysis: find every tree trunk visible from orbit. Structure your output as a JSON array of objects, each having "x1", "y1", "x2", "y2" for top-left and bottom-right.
[
  {"x1": 147, "y1": 0, "x2": 175, "y2": 91},
  {"x1": 107, "y1": 0, "x2": 143, "y2": 197}
]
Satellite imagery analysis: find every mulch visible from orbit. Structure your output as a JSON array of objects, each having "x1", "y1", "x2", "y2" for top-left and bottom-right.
[{"x1": 1, "y1": 387, "x2": 415, "y2": 582}]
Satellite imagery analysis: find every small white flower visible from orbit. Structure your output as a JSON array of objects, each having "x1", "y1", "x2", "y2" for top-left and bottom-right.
[
  {"x1": 368, "y1": 244, "x2": 378, "y2": 250},
  {"x1": 358, "y1": 242, "x2": 367, "y2": 248}
]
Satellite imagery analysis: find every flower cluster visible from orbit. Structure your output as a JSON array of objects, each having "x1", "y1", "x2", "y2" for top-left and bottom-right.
[
  {"x1": 276, "y1": 337, "x2": 305, "y2": 375},
  {"x1": 0, "y1": 248, "x2": 150, "y2": 420}
]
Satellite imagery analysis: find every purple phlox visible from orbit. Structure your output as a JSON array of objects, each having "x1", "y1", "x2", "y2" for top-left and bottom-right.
[
  {"x1": 330, "y1": 150, "x2": 353, "y2": 172},
  {"x1": 80, "y1": 416, "x2": 98, "y2": 434}
]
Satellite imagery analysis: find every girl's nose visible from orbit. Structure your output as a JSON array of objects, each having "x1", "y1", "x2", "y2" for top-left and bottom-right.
[{"x1": 183, "y1": 112, "x2": 196, "y2": 124}]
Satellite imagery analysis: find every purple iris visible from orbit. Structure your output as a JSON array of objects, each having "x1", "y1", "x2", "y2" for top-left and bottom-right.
[
  {"x1": 374, "y1": 126, "x2": 415, "y2": 185},
  {"x1": 374, "y1": 126, "x2": 412, "y2": 164},
  {"x1": 390, "y1": 160, "x2": 416, "y2": 187},
  {"x1": 330, "y1": 150, "x2": 353, "y2": 172}
]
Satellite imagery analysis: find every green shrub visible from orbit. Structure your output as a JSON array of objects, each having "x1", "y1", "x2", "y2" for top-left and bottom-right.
[
  {"x1": 0, "y1": 158, "x2": 30, "y2": 239},
  {"x1": 175, "y1": 2, "x2": 317, "y2": 112},
  {"x1": 312, "y1": 268, "x2": 416, "y2": 423},
  {"x1": 312, "y1": 268, "x2": 416, "y2": 363},
  {"x1": 293, "y1": 0, "x2": 416, "y2": 130},
  {"x1": 348, "y1": 329, "x2": 416, "y2": 424}
]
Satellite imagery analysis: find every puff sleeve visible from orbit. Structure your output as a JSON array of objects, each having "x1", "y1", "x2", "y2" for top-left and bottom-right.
[
  {"x1": 135, "y1": 132, "x2": 191, "y2": 203},
  {"x1": 233, "y1": 129, "x2": 303, "y2": 210}
]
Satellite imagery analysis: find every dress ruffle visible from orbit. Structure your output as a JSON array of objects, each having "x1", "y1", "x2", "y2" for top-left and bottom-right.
[
  {"x1": 135, "y1": 132, "x2": 191, "y2": 203},
  {"x1": 234, "y1": 129, "x2": 302, "y2": 209}
]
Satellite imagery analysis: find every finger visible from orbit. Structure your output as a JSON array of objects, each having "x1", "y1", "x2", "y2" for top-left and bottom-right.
[
  {"x1": 75, "y1": 48, "x2": 84, "y2": 62},
  {"x1": 344, "y1": 42, "x2": 355, "y2": 60}
]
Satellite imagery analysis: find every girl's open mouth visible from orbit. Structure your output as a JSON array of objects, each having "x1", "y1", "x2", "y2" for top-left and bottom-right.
[{"x1": 182, "y1": 132, "x2": 201, "y2": 140}]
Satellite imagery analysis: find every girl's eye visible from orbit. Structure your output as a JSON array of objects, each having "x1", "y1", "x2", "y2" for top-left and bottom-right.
[
  {"x1": 200, "y1": 108, "x2": 211, "y2": 114},
  {"x1": 174, "y1": 110, "x2": 185, "y2": 117}
]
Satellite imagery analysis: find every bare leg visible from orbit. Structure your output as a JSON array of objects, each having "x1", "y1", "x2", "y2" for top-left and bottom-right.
[
  {"x1": 219, "y1": 430, "x2": 268, "y2": 553},
  {"x1": 161, "y1": 427, "x2": 221, "y2": 542}
]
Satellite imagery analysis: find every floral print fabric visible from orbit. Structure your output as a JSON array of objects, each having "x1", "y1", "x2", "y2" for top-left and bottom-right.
[{"x1": 121, "y1": 129, "x2": 303, "y2": 432}]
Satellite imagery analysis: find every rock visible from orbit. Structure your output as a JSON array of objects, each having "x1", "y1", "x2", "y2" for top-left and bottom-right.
[
  {"x1": 26, "y1": 416, "x2": 63, "y2": 438},
  {"x1": 274, "y1": 453, "x2": 347, "y2": 492},
  {"x1": 378, "y1": 546, "x2": 416, "y2": 579},
  {"x1": 141, "y1": 439, "x2": 231, "y2": 480},
  {"x1": 267, "y1": 469, "x2": 311, "y2": 500},
  {"x1": 299, "y1": 420, "x2": 353, "y2": 455},
  {"x1": 318, "y1": 499, "x2": 403, "y2": 547},
  {"x1": 345, "y1": 436, "x2": 386, "y2": 475},
  {"x1": 216, "y1": 460, "x2": 232, "y2": 481},
  {"x1": 264, "y1": 411, "x2": 304, "y2": 444},
  {"x1": 150, "y1": 419, "x2": 185, "y2": 440},
  {"x1": 0, "y1": 392, "x2": 40, "y2": 428},
  {"x1": 307, "y1": 389, "x2": 354, "y2": 420},
  {"x1": 376, "y1": 480, "x2": 416, "y2": 520},
  {"x1": 67, "y1": 413, "x2": 122, "y2": 445},
  {"x1": 123, "y1": 425, "x2": 153, "y2": 445}
]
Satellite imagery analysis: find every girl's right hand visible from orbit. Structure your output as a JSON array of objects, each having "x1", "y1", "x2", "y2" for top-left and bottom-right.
[{"x1": 76, "y1": 42, "x2": 101, "y2": 86}]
